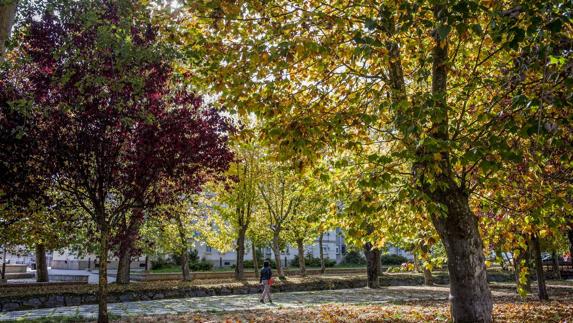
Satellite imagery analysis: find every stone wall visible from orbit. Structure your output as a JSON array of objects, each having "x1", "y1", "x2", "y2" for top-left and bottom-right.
[{"x1": 0, "y1": 278, "x2": 366, "y2": 312}]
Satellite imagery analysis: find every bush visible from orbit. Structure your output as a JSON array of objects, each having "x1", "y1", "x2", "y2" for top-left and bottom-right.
[
  {"x1": 153, "y1": 251, "x2": 213, "y2": 271},
  {"x1": 151, "y1": 257, "x2": 171, "y2": 270},
  {"x1": 381, "y1": 254, "x2": 408, "y2": 266},
  {"x1": 189, "y1": 259, "x2": 213, "y2": 271},
  {"x1": 242, "y1": 258, "x2": 277, "y2": 269},
  {"x1": 289, "y1": 255, "x2": 336, "y2": 268},
  {"x1": 340, "y1": 250, "x2": 367, "y2": 265},
  {"x1": 171, "y1": 249, "x2": 199, "y2": 265}
]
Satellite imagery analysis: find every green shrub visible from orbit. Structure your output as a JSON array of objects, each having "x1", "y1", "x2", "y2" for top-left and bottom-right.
[
  {"x1": 242, "y1": 258, "x2": 277, "y2": 269},
  {"x1": 171, "y1": 249, "x2": 199, "y2": 265},
  {"x1": 289, "y1": 255, "x2": 336, "y2": 268},
  {"x1": 340, "y1": 250, "x2": 367, "y2": 265},
  {"x1": 150, "y1": 257, "x2": 172, "y2": 270},
  {"x1": 380, "y1": 254, "x2": 408, "y2": 266},
  {"x1": 189, "y1": 259, "x2": 213, "y2": 271}
]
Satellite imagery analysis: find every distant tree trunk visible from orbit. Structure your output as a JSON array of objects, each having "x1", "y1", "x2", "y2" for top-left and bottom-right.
[
  {"x1": 532, "y1": 234, "x2": 549, "y2": 301},
  {"x1": 252, "y1": 243, "x2": 259, "y2": 277},
  {"x1": 0, "y1": 0, "x2": 18, "y2": 59},
  {"x1": 271, "y1": 231, "x2": 284, "y2": 277},
  {"x1": 115, "y1": 246, "x2": 131, "y2": 284},
  {"x1": 551, "y1": 251, "x2": 561, "y2": 280},
  {"x1": 423, "y1": 268, "x2": 433, "y2": 286},
  {"x1": 567, "y1": 229, "x2": 573, "y2": 266},
  {"x1": 419, "y1": 244, "x2": 432, "y2": 286},
  {"x1": 176, "y1": 213, "x2": 191, "y2": 281},
  {"x1": 296, "y1": 238, "x2": 305, "y2": 276},
  {"x1": 319, "y1": 233, "x2": 325, "y2": 274},
  {"x1": 364, "y1": 242, "x2": 380, "y2": 288},
  {"x1": 97, "y1": 228, "x2": 110, "y2": 323},
  {"x1": 413, "y1": 253, "x2": 420, "y2": 272},
  {"x1": 180, "y1": 249, "x2": 191, "y2": 281},
  {"x1": 35, "y1": 244, "x2": 49, "y2": 282},
  {"x1": 234, "y1": 226, "x2": 247, "y2": 280},
  {"x1": 1, "y1": 246, "x2": 6, "y2": 281}
]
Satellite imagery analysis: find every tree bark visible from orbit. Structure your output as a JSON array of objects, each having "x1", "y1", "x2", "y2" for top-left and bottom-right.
[
  {"x1": 567, "y1": 229, "x2": 573, "y2": 266},
  {"x1": 0, "y1": 0, "x2": 17, "y2": 60},
  {"x1": 551, "y1": 250, "x2": 561, "y2": 280},
  {"x1": 97, "y1": 230, "x2": 109, "y2": 323},
  {"x1": 175, "y1": 212, "x2": 191, "y2": 281},
  {"x1": 364, "y1": 242, "x2": 380, "y2": 288},
  {"x1": 271, "y1": 231, "x2": 284, "y2": 277},
  {"x1": 296, "y1": 238, "x2": 305, "y2": 276},
  {"x1": 1, "y1": 246, "x2": 6, "y2": 281},
  {"x1": 234, "y1": 226, "x2": 247, "y2": 280},
  {"x1": 252, "y1": 243, "x2": 259, "y2": 277},
  {"x1": 423, "y1": 268, "x2": 433, "y2": 286},
  {"x1": 420, "y1": 244, "x2": 433, "y2": 286},
  {"x1": 180, "y1": 249, "x2": 191, "y2": 281},
  {"x1": 35, "y1": 244, "x2": 49, "y2": 282},
  {"x1": 413, "y1": 253, "x2": 420, "y2": 272},
  {"x1": 319, "y1": 233, "x2": 325, "y2": 274},
  {"x1": 532, "y1": 234, "x2": 549, "y2": 301},
  {"x1": 430, "y1": 190, "x2": 493, "y2": 323},
  {"x1": 115, "y1": 246, "x2": 131, "y2": 285}
]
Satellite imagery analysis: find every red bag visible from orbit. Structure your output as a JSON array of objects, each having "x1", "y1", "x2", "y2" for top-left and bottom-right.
[{"x1": 268, "y1": 277, "x2": 273, "y2": 286}]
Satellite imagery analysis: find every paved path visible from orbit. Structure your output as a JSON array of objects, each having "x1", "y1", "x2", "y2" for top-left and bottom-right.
[{"x1": 0, "y1": 286, "x2": 517, "y2": 321}]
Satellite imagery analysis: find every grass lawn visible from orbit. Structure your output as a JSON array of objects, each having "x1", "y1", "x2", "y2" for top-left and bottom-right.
[
  {"x1": 150, "y1": 265, "x2": 239, "y2": 273},
  {"x1": 149, "y1": 265, "x2": 361, "y2": 273}
]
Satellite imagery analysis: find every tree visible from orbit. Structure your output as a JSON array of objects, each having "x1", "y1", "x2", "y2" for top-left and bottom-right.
[
  {"x1": 212, "y1": 139, "x2": 262, "y2": 280},
  {"x1": 1, "y1": 1, "x2": 232, "y2": 321},
  {"x1": 186, "y1": 1, "x2": 571, "y2": 320},
  {"x1": 258, "y1": 163, "x2": 301, "y2": 277},
  {"x1": 142, "y1": 194, "x2": 234, "y2": 281}
]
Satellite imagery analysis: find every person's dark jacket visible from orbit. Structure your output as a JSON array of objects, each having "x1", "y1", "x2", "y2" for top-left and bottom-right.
[{"x1": 260, "y1": 267, "x2": 272, "y2": 283}]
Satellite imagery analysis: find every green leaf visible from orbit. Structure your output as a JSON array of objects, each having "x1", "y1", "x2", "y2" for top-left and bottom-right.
[
  {"x1": 364, "y1": 18, "x2": 377, "y2": 30},
  {"x1": 437, "y1": 25, "x2": 451, "y2": 40}
]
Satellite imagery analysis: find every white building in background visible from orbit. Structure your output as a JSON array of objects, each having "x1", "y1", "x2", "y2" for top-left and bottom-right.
[
  {"x1": 50, "y1": 249, "x2": 146, "y2": 270},
  {"x1": 195, "y1": 228, "x2": 347, "y2": 268}
]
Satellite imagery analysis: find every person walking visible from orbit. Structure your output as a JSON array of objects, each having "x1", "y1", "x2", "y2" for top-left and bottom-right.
[{"x1": 259, "y1": 260, "x2": 273, "y2": 304}]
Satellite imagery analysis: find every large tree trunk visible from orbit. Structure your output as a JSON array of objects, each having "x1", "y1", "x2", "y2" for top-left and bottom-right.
[
  {"x1": 97, "y1": 230, "x2": 110, "y2": 323},
  {"x1": 115, "y1": 246, "x2": 131, "y2": 285},
  {"x1": 319, "y1": 233, "x2": 325, "y2": 274},
  {"x1": 234, "y1": 226, "x2": 247, "y2": 280},
  {"x1": 363, "y1": 242, "x2": 380, "y2": 288},
  {"x1": 430, "y1": 190, "x2": 492, "y2": 323},
  {"x1": 252, "y1": 243, "x2": 259, "y2": 277},
  {"x1": 551, "y1": 250, "x2": 561, "y2": 280},
  {"x1": 532, "y1": 234, "x2": 549, "y2": 301},
  {"x1": 0, "y1": 0, "x2": 17, "y2": 59},
  {"x1": 296, "y1": 238, "x2": 305, "y2": 276},
  {"x1": 271, "y1": 231, "x2": 284, "y2": 277},
  {"x1": 35, "y1": 244, "x2": 49, "y2": 282}
]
